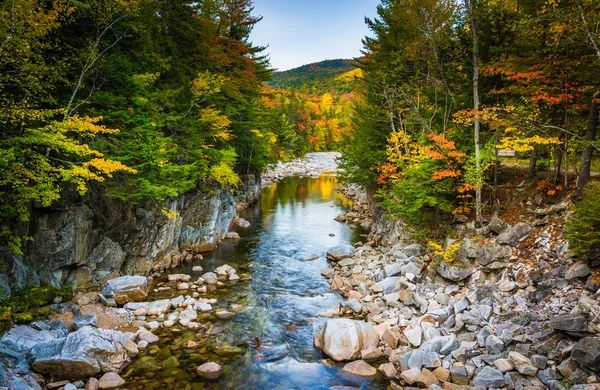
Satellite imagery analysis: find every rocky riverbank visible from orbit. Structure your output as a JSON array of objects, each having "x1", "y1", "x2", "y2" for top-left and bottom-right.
[
  {"x1": 315, "y1": 192, "x2": 600, "y2": 389},
  {"x1": 261, "y1": 152, "x2": 341, "y2": 187}
]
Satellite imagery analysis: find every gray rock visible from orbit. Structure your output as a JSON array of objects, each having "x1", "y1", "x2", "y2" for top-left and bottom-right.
[
  {"x1": 549, "y1": 314, "x2": 588, "y2": 332},
  {"x1": 508, "y1": 351, "x2": 538, "y2": 375},
  {"x1": 314, "y1": 319, "x2": 379, "y2": 361},
  {"x1": 373, "y1": 277, "x2": 403, "y2": 294},
  {"x1": 196, "y1": 362, "x2": 223, "y2": 379},
  {"x1": 565, "y1": 263, "x2": 592, "y2": 280},
  {"x1": 326, "y1": 245, "x2": 355, "y2": 261},
  {"x1": 1, "y1": 323, "x2": 66, "y2": 354},
  {"x1": 101, "y1": 276, "x2": 148, "y2": 305},
  {"x1": 497, "y1": 222, "x2": 533, "y2": 247},
  {"x1": 30, "y1": 326, "x2": 137, "y2": 380},
  {"x1": 384, "y1": 263, "x2": 403, "y2": 277},
  {"x1": 64, "y1": 384, "x2": 77, "y2": 390},
  {"x1": 0, "y1": 274, "x2": 10, "y2": 300},
  {"x1": 420, "y1": 335, "x2": 459, "y2": 355},
  {"x1": 0, "y1": 343, "x2": 43, "y2": 389},
  {"x1": 571, "y1": 337, "x2": 600, "y2": 371},
  {"x1": 473, "y1": 366, "x2": 506, "y2": 388},
  {"x1": 488, "y1": 216, "x2": 508, "y2": 234},
  {"x1": 485, "y1": 335, "x2": 504, "y2": 354},
  {"x1": 453, "y1": 297, "x2": 469, "y2": 314},
  {"x1": 72, "y1": 314, "x2": 99, "y2": 330},
  {"x1": 437, "y1": 261, "x2": 476, "y2": 282},
  {"x1": 98, "y1": 372, "x2": 125, "y2": 389},
  {"x1": 86, "y1": 237, "x2": 127, "y2": 286},
  {"x1": 403, "y1": 244, "x2": 422, "y2": 257},
  {"x1": 97, "y1": 294, "x2": 116, "y2": 307}
]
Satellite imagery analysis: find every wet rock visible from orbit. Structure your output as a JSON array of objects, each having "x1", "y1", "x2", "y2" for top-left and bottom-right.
[
  {"x1": 305, "y1": 254, "x2": 320, "y2": 261},
  {"x1": 565, "y1": 263, "x2": 592, "y2": 280},
  {"x1": 197, "y1": 362, "x2": 223, "y2": 379},
  {"x1": 342, "y1": 360, "x2": 377, "y2": 376},
  {"x1": 101, "y1": 276, "x2": 148, "y2": 305},
  {"x1": 215, "y1": 310, "x2": 235, "y2": 320},
  {"x1": 30, "y1": 327, "x2": 136, "y2": 380},
  {"x1": 326, "y1": 245, "x2": 355, "y2": 261},
  {"x1": 571, "y1": 337, "x2": 600, "y2": 371},
  {"x1": 508, "y1": 351, "x2": 538, "y2": 375},
  {"x1": 192, "y1": 266, "x2": 203, "y2": 274},
  {"x1": 549, "y1": 314, "x2": 588, "y2": 332},
  {"x1": 473, "y1": 366, "x2": 506, "y2": 388},
  {"x1": 237, "y1": 218, "x2": 250, "y2": 228},
  {"x1": 98, "y1": 372, "x2": 124, "y2": 389},
  {"x1": 201, "y1": 272, "x2": 218, "y2": 284},
  {"x1": 137, "y1": 330, "x2": 159, "y2": 344},
  {"x1": 314, "y1": 319, "x2": 379, "y2": 361},
  {"x1": 224, "y1": 232, "x2": 240, "y2": 239}
]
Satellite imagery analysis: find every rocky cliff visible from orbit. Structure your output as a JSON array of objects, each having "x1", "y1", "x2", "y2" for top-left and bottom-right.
[{"x1": 0, "y1": 174, "x2": 260, "y2": 294}]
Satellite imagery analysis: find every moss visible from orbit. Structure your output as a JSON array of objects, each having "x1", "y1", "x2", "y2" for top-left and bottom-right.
[{"x1": 0, "y1": 285, "x2": 73, "y2": 335}]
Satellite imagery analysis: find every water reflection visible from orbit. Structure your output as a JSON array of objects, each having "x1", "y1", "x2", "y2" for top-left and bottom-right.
[{"x1": 122, "y1": 176, "x2": 385, "y2": 390}]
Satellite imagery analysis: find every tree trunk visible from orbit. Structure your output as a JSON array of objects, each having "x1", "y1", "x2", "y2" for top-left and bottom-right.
[
  {"x1": 577, "y1": 100, "x2": 599, "y2": 188},
  {"x1": 464, "y1": 0, "x2": 482, "y2": 224},
  {"x1": 553, "y1": 145, "x2": 562, "y2": 185},
  {"x1": 528, "y1": 146, "x2": 538, "y2": 182}
]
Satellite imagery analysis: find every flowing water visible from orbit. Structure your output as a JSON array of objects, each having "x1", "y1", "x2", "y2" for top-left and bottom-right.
[{"x1": 122, "y1": 175, "x2": 387, "y2": 390}]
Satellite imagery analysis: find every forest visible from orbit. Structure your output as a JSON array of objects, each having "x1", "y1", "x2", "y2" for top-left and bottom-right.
[{"x1": 341, "y1": 0, "x2": 600, "y2": 234}]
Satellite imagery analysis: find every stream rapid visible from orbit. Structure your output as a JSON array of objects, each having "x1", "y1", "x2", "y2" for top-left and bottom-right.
[{"x1": 122, "y1": 175, "x2": 387, "y2": 390}]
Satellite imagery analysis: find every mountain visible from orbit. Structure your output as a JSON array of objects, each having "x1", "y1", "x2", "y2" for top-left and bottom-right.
[{"x1": 268, "y1": 59, "x2": 358, "y2": 94}]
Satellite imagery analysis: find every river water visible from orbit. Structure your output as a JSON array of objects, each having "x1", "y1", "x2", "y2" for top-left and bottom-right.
[{"x1": 122, "y1": 175, "x2": 387, "y2": 390}]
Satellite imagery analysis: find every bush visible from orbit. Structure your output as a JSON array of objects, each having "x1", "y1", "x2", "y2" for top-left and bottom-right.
[{"x1": 565, "y1": 182, "x2": 600, "y2": 258}]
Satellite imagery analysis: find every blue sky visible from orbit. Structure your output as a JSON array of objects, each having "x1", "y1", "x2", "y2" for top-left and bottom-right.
[{"x1": 249, "y1": 0, "x2": 379, "y2": 71}]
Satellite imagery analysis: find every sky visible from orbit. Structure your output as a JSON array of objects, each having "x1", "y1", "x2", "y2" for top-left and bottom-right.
[{"x1": 249, "y1": 0, "x2": 379, "y2": 71}]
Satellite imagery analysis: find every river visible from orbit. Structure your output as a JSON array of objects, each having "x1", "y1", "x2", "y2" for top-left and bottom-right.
[{"x1": 122, "y1": 175, "x2": 387, "y2": 390}]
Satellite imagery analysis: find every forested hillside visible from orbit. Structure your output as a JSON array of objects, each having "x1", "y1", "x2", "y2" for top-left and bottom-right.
[
  {"x1": 341, "y1": 0, "x2": 600, "y2": 243},
  {"x1": 0, "y1": 0, "x2": 296, "y2": 253},
  {"x1": 269, "y1": 59, "x2": 356, "y2": 94}
]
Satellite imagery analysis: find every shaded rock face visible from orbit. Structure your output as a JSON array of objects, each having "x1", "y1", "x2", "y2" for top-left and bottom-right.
[
  {"x1": 571, "y1": 337, "x2": 600, "y2": 371},
  {"x1": 0, "y1": 343, "x2": 42, "y2": 390},
  {"x1": 314, "y1": 319, "x2": 379, "y2": 361},
  {"x1": 30, "y1": 326, "x2": 137, "y2": 380},
  {"x1": 2, "y1": 175, "x2": 260, "y2": 288}
]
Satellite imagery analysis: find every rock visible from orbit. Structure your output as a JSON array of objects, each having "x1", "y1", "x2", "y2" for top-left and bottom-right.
[
  {"x1": 101, "y1": 276, "x2": 148, "y2": 305},
  {"x1": 473, "y1": 366, "x2": 506, "y2": 387},
  {"x1": 437, "y1": 261, "x2": 476, "y2": 282},
  {"x1": 201, "y1": 272, "x2": 218, "y2": 284},
  {"x1": 64, "y1": 384, "x2": 77, "y2": 390},
  {"x1": 373, "y1": 277, "x2": 403, "y2": 294},
  {"x1": 565, "y1": 263, "x2": 592, "y2": 280},
  {"x1": 508, "y1": 351, "x2": 538, "y2": 375},
  {"x1": 305, "y1": 254, "x2": 320, "y2": 261},
  {"x1": 0, "y1": 343, "x2": 43, "y2": 389},
  {"x1": 168, "y1": 274, "x2": 191, "y2": 282},
  {"x1": 379, "y1": 362, "x2": 397, "y2": 378},
  {"x1": 192, "y1": 266, "x2": 203, "y2": 274},
  {"x1": 497, "y1": 222, "x2": 533, "y2": 247},
  {"x1": 98, "y1": 372, "x2": 125, "y2": 389},
  {"x1": 179, "y1": 309, "x2": 198, "y2": 321},
  {"x1": 404, "y1": 326, "x2": 422, "y2": 347},
  {"x1": 400, "y1": 367, "x2": 422, "y2": 385},
  {"x1": 416, "y1": 368, "x2": 439, "y2": 388},
  {"x1": 571, "y1": 337, "x2": 600, "y2": 371},
  {"x1": 48, "y1": 380, "x2": 71, "y2": 389},
  {"x1": 495, "y1": 358, "x2": 514, "y2": 373},
  {"x1": 224, "y1": 232, "x2": 240, "y2": 239},
  {"x1": 326, "y1": 245, "x2": 355, "y2": 261},
  {"x1": 1, "y1": 323, "x2": 67, "y2": 353},
  {"x1": 86, "y1": 377, "x2": 99, "y2": 390},
  {"x1": 488, "y1": 216, "x2": 509, "y2": 234},
  {"x1": 215, "y1": 310, "x2": 235, "y2": 320},
  {"x1": 403, "y1": 244, "x2": 423, "y2": 256},
  {"x1": 137, "y1": 330, "x2": 159, "y2": 344},
  {"x1": 72, "y1": 314, "x2": 99, "y2": 330},
  {"x1": 433, "y1": 366, "x2": 450, "y2": 382},
  {"x1": 97, "y1": 294, "x2": 116, "y2": 307},
  {"x1": 382, "y1": 328, "x2": 399, "y2": 349},
  {"x1": 197, "y1": 362, "x2": 223, "y2": 379},
  {"x1": 549, "y1": 314, "x2": 588, "y2": 332},
  {"x1": 30, "y1": 326, "x2": 136, "y2": 380},
  {"x1": 420, "y1": 335, "x2": 459, "y2": 355},
  {"x1": 485, "y1": 335, "x2": 504, "y2": 354},
  {"x1": 342, "y1": 360, "x2": 377, "y2": 376},
  {"x1": 77, "y1": 296, "x2": 92, "y2": 306},
  {"x1": 314, "y1": 319, "x2": 379, "y2": 361},
  {"x1": 237, "y1": 218, "x2": 250, "y2": 228}
]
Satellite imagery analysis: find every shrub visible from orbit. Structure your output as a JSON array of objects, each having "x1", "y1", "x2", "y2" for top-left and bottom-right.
[{"x1": 565, "y1": 182, "x2": 600, "y2": 258}]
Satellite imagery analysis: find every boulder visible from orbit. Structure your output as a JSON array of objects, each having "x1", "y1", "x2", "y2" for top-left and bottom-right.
[
  {"x1": 549, "y1": 314, "x2": 588, "y2": 332},
  {"x1": 101, "y1": 276, "x2": 148, "y2": 305},
  {"x1": 0, "y1": 343, "x2": 43, "y2": 389},
  {"x1": 342, "y1": 360, "x2": 377, "y2": 376},
  {"x1": 571, "y1": 337, "x2": 600, "y2": 371},
  {"x1": 72, "y1": 314, "x2": 99, "y2": 330},
  {"x1": 437, "y1": 261, "x2": 476, "y2": 282},
  {"x1": 326, "y1": 245, "x2": 355, "y2": 261},
  {"x1": 197, "y1": 362, "x2": 223, "y2": 379},
  {"x1": 314, "y1": 319, "x2": 379, "y2": 361},
  {"x1": 497, "y1": 222, "x2": 533, "y2": 247},
  {"x1": 30, "y1": 326, "x2": 137, "y2": 380},
  {"x1": 488, "y1": 216, "x2": 508, "y2": 234},
  {"x1": 565, "y1": 263, "x2": 592, "y2": 280},
  {"x1": 1, "y1": 322, "x2": 68, "y2": 354}
]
